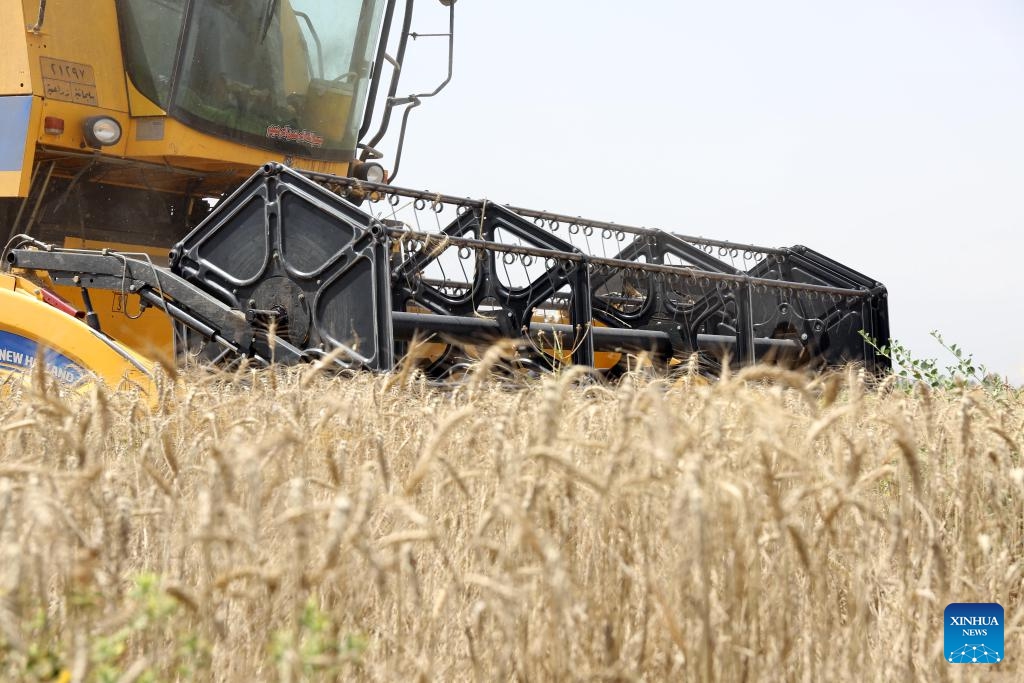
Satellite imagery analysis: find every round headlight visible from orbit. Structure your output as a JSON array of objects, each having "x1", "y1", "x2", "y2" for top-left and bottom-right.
[
  {"x1": 82, "y1": 116, "x2": 122, "y2": 148},
  {"x1": 352, "y1": 161, "x2": 386, "y2": 184},
  {"x1": 364, "y1": 163, "x2": 386, "y2": 184}
]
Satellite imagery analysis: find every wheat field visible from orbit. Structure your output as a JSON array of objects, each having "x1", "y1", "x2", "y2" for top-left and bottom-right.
[{"x1": 0, "y1": 359, "x2": 1022, "y2": 682}]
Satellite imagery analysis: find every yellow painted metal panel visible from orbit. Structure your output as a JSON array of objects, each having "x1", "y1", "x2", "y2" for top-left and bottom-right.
[
  {"x1": 0, "y1": 272, "x2": 154, "y2": 394},
  {"x1": 1, "y1": 2, "x2": 31, "y2": 94},
  {"x1": 23, "y1": 0, "x2": 129, "y2": 112},
  {"x1": 125, "y1": 75, "x2": 166, "y2": 117},
  {"x1": 54, "y1": 238, "x2": 176, "y2": 363},
  {"x1": 124, "y1": 117, "x2": 352, "y2": 177},
  {"x1": 20, "y1": 94, "x2": 42, "y2": 195},
  {"x1": 35, "y1": 98, "x2": 128, "y2": 157},
  {"x1": 0, "y1": 171, "x2": 22, "y2": 195}
]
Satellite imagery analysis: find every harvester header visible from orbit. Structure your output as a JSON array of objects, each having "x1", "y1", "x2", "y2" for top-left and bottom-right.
[{"x1": 5, "y1": 163, "x2": 890, "y2": 382}]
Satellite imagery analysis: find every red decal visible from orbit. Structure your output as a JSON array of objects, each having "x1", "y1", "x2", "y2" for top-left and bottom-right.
[{"x1": 266, "y1": 124, "x2": 324, "y2": 148}]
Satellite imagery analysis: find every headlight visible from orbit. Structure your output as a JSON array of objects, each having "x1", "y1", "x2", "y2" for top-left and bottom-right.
[
  {"x1": 82, "y1": 116, "x2": 122, "y2": 148},
  {"x1": 352, "y1": 162, "x2": 386, "y2": 184}
]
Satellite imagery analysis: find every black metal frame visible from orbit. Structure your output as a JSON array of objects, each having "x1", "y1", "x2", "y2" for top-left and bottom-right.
[
  {"x1": 7, "y1": 247, "x2": 280, "y2": 362},
  {"x1": 5, "y1": 163, "x2": 891, "y2": 376},
  {"x1": 171, "y1": 164, "x2": 395, "y2": 368}
]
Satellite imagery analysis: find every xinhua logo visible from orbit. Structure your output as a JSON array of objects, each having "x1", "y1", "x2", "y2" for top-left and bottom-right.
[{"x1": 945, "y1": 603, "x2": 1004, "y2": 664}]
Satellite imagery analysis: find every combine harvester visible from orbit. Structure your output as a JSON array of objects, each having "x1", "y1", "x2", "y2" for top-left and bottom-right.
[{"x1": 0, "y1": 0, "x2": 889, "y2": 388}]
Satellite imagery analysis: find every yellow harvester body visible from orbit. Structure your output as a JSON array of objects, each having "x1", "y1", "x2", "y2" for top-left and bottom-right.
[{"x1": 1, "y1": 0, "x2": 389, "y2": 390}]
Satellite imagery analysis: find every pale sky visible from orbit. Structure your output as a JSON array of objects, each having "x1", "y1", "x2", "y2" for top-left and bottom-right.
[{"x1": 380, "y1": 0, "x2": 1024, "y2": 383}]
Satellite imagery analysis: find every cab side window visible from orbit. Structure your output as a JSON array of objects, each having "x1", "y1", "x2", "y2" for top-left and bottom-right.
[{"x1": 118, "y1": 0, "x2": 187, "y2": 108}]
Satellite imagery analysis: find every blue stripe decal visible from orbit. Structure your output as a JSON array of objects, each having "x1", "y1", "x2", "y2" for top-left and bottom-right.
[
  {"x1": 0, "y1": 329, "x2": 86, "y2": 385},
  {"x1": 0, "y1": 96, "x2": 32, "y2": 172}
]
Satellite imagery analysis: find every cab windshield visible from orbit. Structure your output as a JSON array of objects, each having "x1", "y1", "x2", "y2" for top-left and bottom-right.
[{"x1": 120, "y1": 0, "x2": 386, "y2": 160}]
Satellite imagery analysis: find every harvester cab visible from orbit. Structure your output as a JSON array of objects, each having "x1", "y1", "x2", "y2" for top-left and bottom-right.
[{"x1": 1, "y1": 0, "x2": 890, "y2": 391}]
